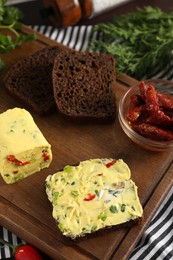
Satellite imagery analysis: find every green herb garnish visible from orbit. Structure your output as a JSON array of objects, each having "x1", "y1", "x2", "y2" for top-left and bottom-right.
[
  {"x1": 109, "y1": 205, "x2": 118, "y2": 213},
  {"x1": 95, "y1": 189, "x2": 99, "y2": 196},
  {"x1": 92, "y1": 225, "x2": 97, "y2": 231},
  {"x1": 87, "y1": 6, "x2": 173, "y2": 79},
  {"x1": 0, "y1": 0, "x2": 36, "y2": 69},
  {"x1": 98, "y1": 212, "x2": 107, "y2": 221},
  {"x1": 45, "y1": 182, "x2": 51, "y2": 189},
  {"x1": 52, "y1": 191, "x2": 60, "y2": 205},
  {"x1": 131, "y1": 206, "x2": 136, "y2": 211},
  {"x1": 58, "y1": 223, "x2": 67, "y2": 232},
  {"x1": 71, "y1": 190, "x2": 79, "y2": 197},
  {"x1": 64, "y1": 165, "x2": 72, "y2": 173},
  {"x1": 121, "y1": 204, "x2": 126, "y2": 212},
  {"x1": 108, "y1": 189, "x2": 121, "y2": 197}
]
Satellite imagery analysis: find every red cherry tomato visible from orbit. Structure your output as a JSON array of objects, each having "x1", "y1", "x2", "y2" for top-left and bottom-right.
[{"x1": 15, "y1": 245, "x2": 43, "y2": 260}]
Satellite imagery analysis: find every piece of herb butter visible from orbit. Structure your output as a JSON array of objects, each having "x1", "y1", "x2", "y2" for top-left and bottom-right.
[
  {"x1": 0, "y1": 108, "x2": 52, "y2": 184},
  {"x1": 45, "y1": 158, "x2": 143, "y2": 239}
]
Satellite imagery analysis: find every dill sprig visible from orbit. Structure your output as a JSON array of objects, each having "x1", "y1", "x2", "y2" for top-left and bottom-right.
[{"x1": 87, "y1": 6, "x2": 173, "y2": 79}]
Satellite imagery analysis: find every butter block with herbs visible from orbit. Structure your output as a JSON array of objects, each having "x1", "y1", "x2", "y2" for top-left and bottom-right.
[
  {"x1": 0, "y1": 108, "x2": 52, "y2": 184},
  {"x1": 45, "y1": 158, "x2": 143, "y2": 239}
]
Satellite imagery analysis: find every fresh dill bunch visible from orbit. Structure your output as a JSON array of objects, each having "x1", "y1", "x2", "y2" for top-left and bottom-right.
[{"x1": 87, "y1": 6, "x2": 173, "y2": 79}]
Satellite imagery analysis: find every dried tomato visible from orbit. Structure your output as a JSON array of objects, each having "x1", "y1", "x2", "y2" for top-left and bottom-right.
[
  {"x1": 145, "y1": 85, "x2": 173, "y2": 126},
  {"x1": 127, "y1": 81, "x2": 173, "y2": 141},
  {"x1": 7, "y1": 155, "x2": 30, "y2": 166},
  {"x1": 105, "y1": 161, "x2": 115, "y2": 168},
  {"x1": 84, "y1": 193, "x2": 96, "y2": 201},
  {"x1": 132, "y1": 123, "x2": 173, "y2": 141},
  {"x1": 126, "y1": 94, "x2": 144, "y2": 122},
  {"x1": 139, "y1": 81, "x2": 148, "y2": 98},
  {"x1": 42, "y1": 151, "x2": 50, "y2": 161},
  {"x1": 158, "y1": 93, "x2": 173, "y2": 110}
]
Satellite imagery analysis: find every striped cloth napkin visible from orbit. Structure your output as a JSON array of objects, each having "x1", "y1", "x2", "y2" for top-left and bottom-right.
[
  {"x1": 0, "y1": 24, "x2": 173, "y2": 260},
  {"x1": 32, "y1": 25, "x2": 173, "y2": 80}
]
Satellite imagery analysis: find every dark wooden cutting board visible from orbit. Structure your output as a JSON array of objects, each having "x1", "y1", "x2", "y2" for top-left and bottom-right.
[{"x1": 0, "y1": 26, "x2": 173, "y2": 260}]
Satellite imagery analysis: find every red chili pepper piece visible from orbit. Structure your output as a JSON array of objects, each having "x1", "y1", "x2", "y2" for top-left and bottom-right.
[
  {"x1": 84, "y1": 193, "x2": 96, "y2": 201},
  {"x1": 42, "y1": 152, "x2": 49, "y2": 161},
  {"x1": 7, "y1": 155, "x2": 30, "y2": 166},
  {"x1": 132, "y1": 123, "x2": 173, "y2": 141},
  {"x1": 15, "y1": 245, "x2": 43, "y2": 260},
  {"x1": 105, "y1": 161, "x2": 115, "y2": 168}
]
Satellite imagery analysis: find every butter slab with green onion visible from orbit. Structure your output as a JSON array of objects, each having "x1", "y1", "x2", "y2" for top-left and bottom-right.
[
  {"x1": 0, "y1": 108, "x2": 52, "y2": 184},
  {"x1": 45, "y1": 158, "x2": 143, "y2": 239}
]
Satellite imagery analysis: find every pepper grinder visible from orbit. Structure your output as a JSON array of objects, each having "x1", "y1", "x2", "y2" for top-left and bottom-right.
[{"x1": 42, "y1": 0, "x2": 130, "y2": 28}]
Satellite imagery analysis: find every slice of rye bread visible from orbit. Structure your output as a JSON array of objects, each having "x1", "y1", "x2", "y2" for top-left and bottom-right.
[
  {"x1": 52, "y1": 50, "x2": 116, "y2": 122},
  {"x1": 4, "y1": 45, "x2": 69, "y2": 115}
]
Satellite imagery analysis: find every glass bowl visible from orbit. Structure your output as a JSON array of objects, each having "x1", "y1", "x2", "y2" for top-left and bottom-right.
[{"x1": 118, "y1": 79, "x2": 173, "y2": 151}]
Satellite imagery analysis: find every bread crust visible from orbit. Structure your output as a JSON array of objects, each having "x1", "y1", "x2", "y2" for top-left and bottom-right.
[{"x1": 52, "y1": 213, "x2": 143, "y2": 244}]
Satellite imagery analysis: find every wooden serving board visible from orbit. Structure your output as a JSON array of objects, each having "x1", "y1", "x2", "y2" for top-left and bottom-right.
[{"x1": 0, "y1": 26, "x2": 173, "y2": 260}]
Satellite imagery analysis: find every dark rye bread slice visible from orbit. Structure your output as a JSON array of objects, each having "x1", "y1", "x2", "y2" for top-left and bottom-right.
[
  {"x1": 52, "y1": 50, "x2": 116, "y2": 122},
  {"x1": 4, "y1": 45, "x2": 68, "y2": 115}
]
